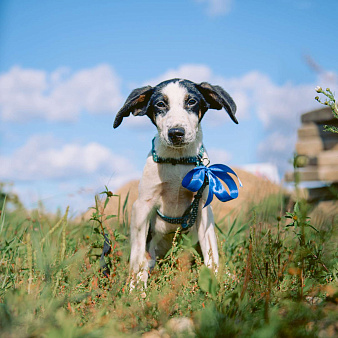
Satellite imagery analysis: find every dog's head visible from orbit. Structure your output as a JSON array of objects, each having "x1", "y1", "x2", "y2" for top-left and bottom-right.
[{"x1": 113, "y1": 79, "x2": 238, "y2": 148}]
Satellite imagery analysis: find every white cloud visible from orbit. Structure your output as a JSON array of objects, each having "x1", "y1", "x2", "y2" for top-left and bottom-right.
[
  {"x1": 251, "y1": 70, "x2": 337, "y2": 172},
  {"x1": 0, "y1": 135, "x2": 139, "y2": 182},
  {"x1": 0, "y1": 64, "x2": 123, "y2": 122},
  {"x1": 241, "y1": 163, "x2": 280, "y2": 184},
  {"x1": 257, "y1": 131, "x2": 297, "y2": 174},
  {"x1": 237, "y1": 72, "x2": 317, "y2": 128},
  {"x1": 207, "y1": 148, "x2": 232, "y2": 164},
  {"x1": 194, "y1": 0, "x2": 233, "y2": 16},
  {"x1": 0, "y1": 134, "x2": 142, "y2": 213}
]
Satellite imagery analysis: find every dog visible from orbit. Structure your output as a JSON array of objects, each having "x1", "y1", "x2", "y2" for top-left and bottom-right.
[{"x1": 113, "y1": 79, "x2": 238, "y2": 287}]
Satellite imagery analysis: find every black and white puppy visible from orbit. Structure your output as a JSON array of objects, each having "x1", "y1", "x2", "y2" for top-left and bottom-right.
[{"x1": 114, "y1": 79, "x2": 238, "y2": 287}]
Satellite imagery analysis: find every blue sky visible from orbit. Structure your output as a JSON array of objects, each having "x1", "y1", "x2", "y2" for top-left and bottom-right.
[{"x1": 0, "y1": 0, "x2": 337, "y2": 214}]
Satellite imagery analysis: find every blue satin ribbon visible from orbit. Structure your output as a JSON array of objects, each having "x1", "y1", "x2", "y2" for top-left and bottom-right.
[{"x1": 182, "y1": 164, "x2": 242, "y2": 207}]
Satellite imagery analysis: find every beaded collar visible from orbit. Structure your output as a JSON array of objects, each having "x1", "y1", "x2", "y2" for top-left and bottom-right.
[{"x1": 151, "y1": 137, "x2": 205, "y2": 166}]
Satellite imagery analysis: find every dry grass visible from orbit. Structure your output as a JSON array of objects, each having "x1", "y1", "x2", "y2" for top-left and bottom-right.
[{"x1": 81, "y1": 168, "x2": 283, "y2": 224}]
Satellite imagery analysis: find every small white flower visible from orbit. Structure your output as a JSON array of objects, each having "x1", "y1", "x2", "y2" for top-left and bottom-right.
[{"x1": 315, "y1": 86, "x2": 322, "y2": 93}]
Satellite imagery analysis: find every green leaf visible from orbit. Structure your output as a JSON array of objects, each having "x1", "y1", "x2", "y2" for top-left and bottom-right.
[
  {"x1": 227, "y1": 218, "x2": 237, "y2": 236},
  {"x1": 113, "y1": 230, "x2": 128, "y2": 241},
  {"x1": 0, "y1": 195, "x2": 6, "y2": 233},
  {"x1": 164, "y1": 247, "x2": 174, "y2": 259},
  {"x1": 198, "y1": 266, "x2": 219, "y2": 298},
  {"x1": 104, "y1": 197, "x2": 109, "y2": 209},
  {"x1": 189, "y1": 247, "x2": 200, "y2": 257},
  {"x1": 214, "y1": 222, "x2": 226, "y2": 238},
  {"x1": 234, "y1": 223, "x2": 248, "y2": 236},
  {"x1": 106, "y1": 215, "x2": 117, "y2": 220},
  {"x1": 307, "y1": 224, "x2": 319, "y2": 233},
  {"x1": 123, "y1": 191, "x2": 130, "y2": 214},
  {"x1": 294, "y1": 202, "x2": 300, "y2": 213}
]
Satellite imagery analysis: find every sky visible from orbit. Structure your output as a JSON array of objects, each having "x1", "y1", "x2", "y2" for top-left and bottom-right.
[{"x1": 0, "y1": 0, "x2": 337, "y2": 215}]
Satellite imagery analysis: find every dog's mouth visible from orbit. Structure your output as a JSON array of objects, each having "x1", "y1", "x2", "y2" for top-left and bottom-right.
[
  {"x1": 169, "y1": 138, "x2": 186, "y2": 147},
  {"x1": 167, "y1": 127, "x2": 186, "y2": 147}
]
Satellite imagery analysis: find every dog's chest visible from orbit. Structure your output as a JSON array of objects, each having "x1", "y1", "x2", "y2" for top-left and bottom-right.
[
  {"x1": 159, "y1": 164, "x2": 193, "y2": 203},
  {"x1": 140, "y1": 158, "x2": 195, "y2": 209}
]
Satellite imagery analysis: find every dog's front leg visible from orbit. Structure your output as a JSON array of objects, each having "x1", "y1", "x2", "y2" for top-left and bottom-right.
[
  {"x1": 129, "y1": 199, "x2": 152, "y2": 289},
  {"x1": 198, "y1": 205, "x2": 219, "y2": 270}
]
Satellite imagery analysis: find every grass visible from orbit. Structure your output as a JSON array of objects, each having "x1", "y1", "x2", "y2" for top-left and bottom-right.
[{"x1": 0, "y1": 184, "x2": 337, "y2": 337}]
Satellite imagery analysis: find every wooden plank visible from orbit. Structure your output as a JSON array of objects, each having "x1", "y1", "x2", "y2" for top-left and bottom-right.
[
  {"x1": 296, "y1": 139, "x2": 323, "y2": 156},
  {"x1": 284, "y1": 171, "x2": 317, "y2": 182},
  {"x1": 296, "y1": 138, "x2": 338, "y2": 155},
  {"x1": 301, "y1": 107, "x2": 336, "y2": 123},
  {"x1": 298, "y1": 123, "x2": 320, "y2": 138},
  {"x1": 299, "y1": 169, "x2": 320, "y2": 181},
  {"x1": 319, "y1": 168, "x2": 338, "y2": 182},
  {"x1": 284, "y1": 167, "x2": 319, "y2": 182},
  {"x1": 318, "y1": 150, "x2": 338, "y2": 166},
  {"x1": 298, "y1": 123, "x2": 338, "y2": 141},
  {"x1": 284, "y1": 172, "x2": 316, "y2": 182},
  {"x1": 286, "y1": 166, "x2": 338, "y2": 182}
]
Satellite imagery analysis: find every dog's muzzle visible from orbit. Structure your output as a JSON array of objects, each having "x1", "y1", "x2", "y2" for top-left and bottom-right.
[{"x1": 168, "y1": 127, "x2": 185, "y2": 146}]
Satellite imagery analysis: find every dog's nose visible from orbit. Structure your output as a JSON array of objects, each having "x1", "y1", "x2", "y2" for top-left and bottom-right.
[{"x1": 168, "y1": 127, "x2": 185, "y2": 145}]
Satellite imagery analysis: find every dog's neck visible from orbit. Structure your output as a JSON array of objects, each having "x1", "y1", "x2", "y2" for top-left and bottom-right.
[{"x1": 153, "y1": 127, "x2": 203, "y2": 159}]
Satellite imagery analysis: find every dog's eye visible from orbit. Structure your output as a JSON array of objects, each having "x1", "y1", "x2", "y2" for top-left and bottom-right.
[
  {"x1": 156, "y1": 101, "x2": 166, "y2": 108},
  {"x1": 187, "y1": 98, "x2": 197, "y2": 106}
]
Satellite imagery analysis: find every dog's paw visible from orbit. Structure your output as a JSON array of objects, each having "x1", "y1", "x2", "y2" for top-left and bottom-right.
[{"x1": 129, "y1": 270, "x2": 148, "y2": 292}]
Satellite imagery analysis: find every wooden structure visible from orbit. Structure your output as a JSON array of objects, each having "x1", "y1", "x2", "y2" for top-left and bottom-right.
[{"x1": 285, "y1": 107, "x2": 338, "y2": 200}]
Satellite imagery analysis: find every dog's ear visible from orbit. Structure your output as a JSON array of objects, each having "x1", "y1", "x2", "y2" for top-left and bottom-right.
[
  {"x1": 113, "y1": 86, "x2": 154, "y2": 128},
  {"x1": 196, "y1": 82, "x2": 238, "y2": 124}
]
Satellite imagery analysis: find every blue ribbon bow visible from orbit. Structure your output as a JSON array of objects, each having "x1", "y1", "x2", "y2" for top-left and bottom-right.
[{"x1": 182, "y1": 164, "x2": 242, "y2": 207}]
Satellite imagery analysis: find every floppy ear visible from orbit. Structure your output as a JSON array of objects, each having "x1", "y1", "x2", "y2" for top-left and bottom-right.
[
  {"x1": 113, "y1": 86, "x2": 153, "y2": 128},
  {"x1": 196, "y1": 82, "x2": 238, "y2": 124}
]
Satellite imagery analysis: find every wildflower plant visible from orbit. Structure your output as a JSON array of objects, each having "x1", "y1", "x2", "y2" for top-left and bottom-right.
[{"x1": 315, "y1": 86, "x2": 338, "y2": 133}]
